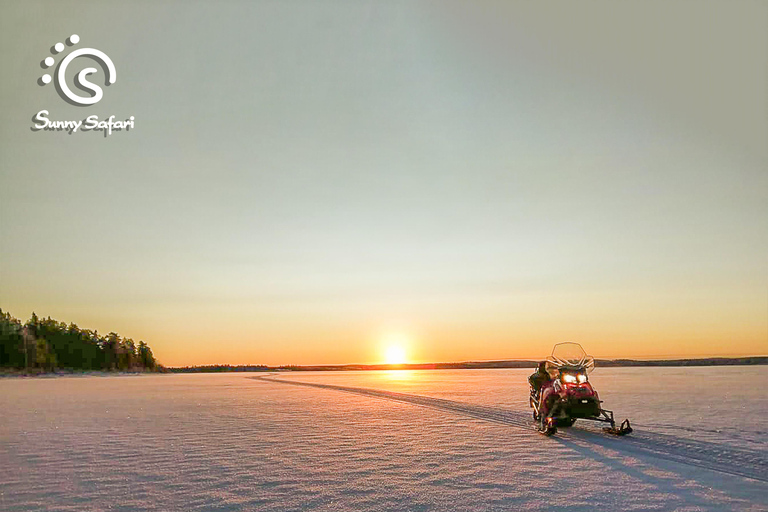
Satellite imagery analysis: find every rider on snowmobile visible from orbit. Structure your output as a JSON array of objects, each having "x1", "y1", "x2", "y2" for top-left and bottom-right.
[{"x1": 528, "y1": 361, "x2": 551, "y2": 398}]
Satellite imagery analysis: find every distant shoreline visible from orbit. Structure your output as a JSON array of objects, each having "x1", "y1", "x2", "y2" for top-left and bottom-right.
[{"x1": 168, "y1": 356, "x2": 768, "y2": 373}]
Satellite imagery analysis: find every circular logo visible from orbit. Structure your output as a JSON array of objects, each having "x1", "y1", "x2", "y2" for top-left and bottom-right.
[{"x1": 39, "y1": 34, "x2": 117, "y2": 106}]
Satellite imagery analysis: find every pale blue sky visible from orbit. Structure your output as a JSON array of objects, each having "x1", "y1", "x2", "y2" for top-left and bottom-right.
[{"x1": 1, "y1": 1, "x2": 766, "y2": 364}]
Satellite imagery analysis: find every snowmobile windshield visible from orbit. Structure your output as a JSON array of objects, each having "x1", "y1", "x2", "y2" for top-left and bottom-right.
[{"x1": 546, "y1": 342, "x2": 595, "y2": 374}]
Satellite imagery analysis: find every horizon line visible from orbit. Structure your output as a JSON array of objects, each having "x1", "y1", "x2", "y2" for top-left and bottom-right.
[{"x1": 167, "y1": 355, "x2": 768, "y2": 370}]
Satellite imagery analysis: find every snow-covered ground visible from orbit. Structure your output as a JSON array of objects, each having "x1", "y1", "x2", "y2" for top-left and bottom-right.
[{"x1": 1, "y1": 368, "x2": 766, "y2": 511}]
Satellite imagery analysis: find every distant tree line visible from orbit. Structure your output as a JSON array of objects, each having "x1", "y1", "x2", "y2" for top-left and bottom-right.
[
  {"x1": 170, "y1": 364, "x2": 269, "y2": 373},
  {"x1": 0, "y1": 309, "x2": 158, "y2": 372},
  {"x1": 170, "y1": 358, "x2": 767, "y2": 373},
  {"x1": 595, "y1": 357, "x2": 768, "y2": 367}
]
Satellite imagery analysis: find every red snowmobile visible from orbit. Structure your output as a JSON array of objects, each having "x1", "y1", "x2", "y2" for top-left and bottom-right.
[{"x1": 529, "y1": 342, "x2": 632, "y2": 437}]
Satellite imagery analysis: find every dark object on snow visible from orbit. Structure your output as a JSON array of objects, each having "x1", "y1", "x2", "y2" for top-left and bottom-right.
[
  {"x1": 527, "y1": 361, "x2": 551, "y2": 398},
  {"x1": 529, "y1": 342, "x2": 632, "y2": 437}
]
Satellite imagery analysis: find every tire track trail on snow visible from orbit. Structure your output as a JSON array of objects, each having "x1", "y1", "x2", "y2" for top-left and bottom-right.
[{"x1": 252, "y1": 376, "x2": 768, "y2": 482}]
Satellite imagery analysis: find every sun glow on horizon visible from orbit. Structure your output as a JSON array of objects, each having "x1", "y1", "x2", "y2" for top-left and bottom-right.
[
  {"x1": 384, "y1": 345, "x2": 407, "y2": 365},
  {"x1": 381, "y1": 333, "x2": 410, "y2": 365}
]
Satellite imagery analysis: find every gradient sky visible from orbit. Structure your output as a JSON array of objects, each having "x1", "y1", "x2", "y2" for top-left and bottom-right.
[{"x1": 1, "y1": 1, "x2": 766, "y2": 366}]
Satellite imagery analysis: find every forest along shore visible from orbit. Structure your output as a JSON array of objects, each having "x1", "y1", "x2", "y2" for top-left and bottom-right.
[{"x1": 0, "y1": 309, "x2": 159, "y2": 374}]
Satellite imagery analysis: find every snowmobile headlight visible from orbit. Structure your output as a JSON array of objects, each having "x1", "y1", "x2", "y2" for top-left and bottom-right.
[
  {"x1": 562, "y1": 373, "x2": 578, "y2": 384},
  {"x1": 577, "y1": 374, "x2": 587, "y2": 384}
]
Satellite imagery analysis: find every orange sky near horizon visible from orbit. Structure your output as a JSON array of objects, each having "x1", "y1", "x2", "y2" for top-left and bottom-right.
[{"x1": 4, "y1": 285, "x2": 766, "y2": 367}]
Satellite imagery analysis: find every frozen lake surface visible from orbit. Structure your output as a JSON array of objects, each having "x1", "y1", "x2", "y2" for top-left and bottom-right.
[{"x1": 1, "y1": 368, "x2": 766, "y2": 511}]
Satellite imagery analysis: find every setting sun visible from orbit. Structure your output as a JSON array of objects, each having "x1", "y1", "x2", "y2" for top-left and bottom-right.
[{"x1": 384, "y1": 345, "x2": 407, "y2": 365}]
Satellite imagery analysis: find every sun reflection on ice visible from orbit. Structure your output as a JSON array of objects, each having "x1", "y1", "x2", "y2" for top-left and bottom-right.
[{"x1": 381, "y1": 369, "x2": 416, "y2": 381}]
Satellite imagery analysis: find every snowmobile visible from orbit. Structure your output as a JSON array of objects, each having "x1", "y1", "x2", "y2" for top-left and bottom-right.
[{"x1": 529, "y1": 342, "x2": 632, "y2": 437}]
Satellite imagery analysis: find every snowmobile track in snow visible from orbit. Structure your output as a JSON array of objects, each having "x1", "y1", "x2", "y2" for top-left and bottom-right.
[{"x1": 253, "y1": 376, "x2": 768, "y2": 483}]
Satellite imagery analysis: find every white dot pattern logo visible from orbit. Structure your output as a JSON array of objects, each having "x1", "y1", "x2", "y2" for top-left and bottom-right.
[{"x1": 39, "y1": 34, "x2": 117, "y2": 106}]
